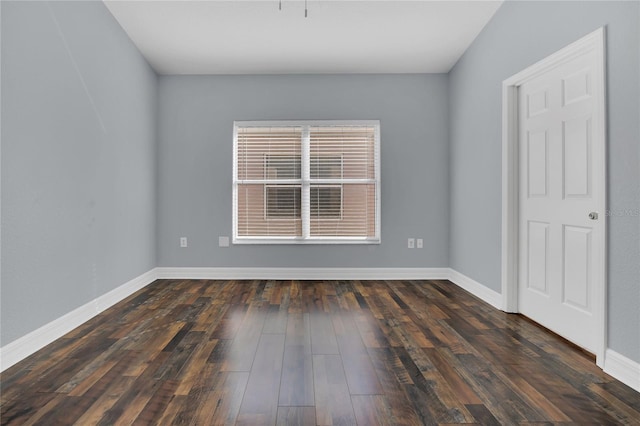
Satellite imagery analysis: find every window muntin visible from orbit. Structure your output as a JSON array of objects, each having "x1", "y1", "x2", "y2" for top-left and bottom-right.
[{"x1": 233, "y1": 121, "x2": 380, "y2": 244}]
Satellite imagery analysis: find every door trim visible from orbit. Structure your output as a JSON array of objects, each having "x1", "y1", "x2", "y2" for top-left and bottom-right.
[{"x1": 501, "y1": 27, "x2": 607, "y2": 366}]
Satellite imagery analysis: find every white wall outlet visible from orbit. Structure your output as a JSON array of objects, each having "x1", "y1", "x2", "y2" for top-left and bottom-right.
[
  {"x1": 180, "y1": 237, "x2": 188, "y2": 248},
  {"x1": 417, "y1": 238, "x2": 423, "y2": 249},
  {"x1": 408, "y1": 238, "x2": 415, "y2": 249},
  {"x1": 219, "y1": 236, "x2": 230, "y2": 247}
]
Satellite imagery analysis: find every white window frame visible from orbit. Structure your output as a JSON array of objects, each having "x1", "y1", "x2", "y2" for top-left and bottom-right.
[{"x1": 233, "y1": 120, "x2": 381, "y2": 244}]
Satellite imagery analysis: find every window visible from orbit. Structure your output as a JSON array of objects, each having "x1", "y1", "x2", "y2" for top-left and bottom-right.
[{"x1": 233, "y1": 120, "x2": 380, "y2": 243}]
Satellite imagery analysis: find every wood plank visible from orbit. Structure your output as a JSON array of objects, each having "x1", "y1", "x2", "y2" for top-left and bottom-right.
[
  {"x1": 585, "y1": 382, "x2": 640, "y2": 425},
  {"x1": 171, "y1": 365, "x2": 226, "y2": 424},
  {"x1": 30, "y1": 395, "x2": 95, "y2": 426},
  {"x1": 222, "y1": 302, "x2": 267, "y2": 372},
  {"x1": 279, "y1": 345, "x2": 314, "y2": 406},
  {"x1": 153, "y1": 394, "x2": 186, "y2": 425},
  {"x1": 263, "y1": 303, "x2": 288, "y2": 334},
  {"x1": 353, "y1": 311, "x2": 388, "y2": 348},
  {"x1": 0, "y1": 392, "x2": 58, "y2": 425},
  {"x1": 188, "y1": 371, "x2": 249, "y2": 425},
  {"x1": 465, "y1": 404, "x2": 502, "y2": 426},
  {"x1": 445, "y1": 352, "x2": 547, "y2": 424},
  {"x1": 132, "y1": 380, "x2": 180, "y2": 425},
  {"x1": 279, "y1": 314, "x2": 315, "y2": 408},
  {"x1": 236, "y1": 333, "x2": 286, "y2": 425},
  {"x1": 65, "y1": 360, "x2": 118, "y2": 396},
  {"x1": 351, "y1": 395, "x2": 395, "y2": 426},
  {"x1": 366, "y1": 347, "x2": 424, "y2": 426},
  {"x1": 276, "y1": 406, "x2": 316, "y2": 425},
  {"x1": 73, "y1": 376, "x2": 138, "y2": 425},
  {"x1": 310, "y1": 312, "x2": 339, "y2": 354},
  {"x1": 313, "y1": 354, "x2": 357, "y2": 426},
  {"x1": 427, "y1": 347, "x2": 482, "y2": 405},
  {"x1": 96, "y1": 352, "x2": 171, "y2": 425},
  {"x1": 393, "y1": 346, "x2": 471, "y2": 424},
  {"x1": 19, "y1": 394, "x2": 67, "y2": 426},
  {"x1": 173, "y1": 338, "x2": 219, "y2": 396},
  {"x1": 332, "y1": 313, "x2": 383, "y2": 395}
]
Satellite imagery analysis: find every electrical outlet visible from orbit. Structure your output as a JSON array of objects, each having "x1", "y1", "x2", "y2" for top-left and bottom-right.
[
  {"x1": 417, "y1": 238, "x2": 423, "y2": 249},
  {"x1": 180, "y1": 237, "x2": 188, "y2": 248},
  {"x1": 219, "y1": 236, "x2": 230, "y2": 247},
  {"x1": 408, "y1": 238, "x2": 415, "y2": 249}
]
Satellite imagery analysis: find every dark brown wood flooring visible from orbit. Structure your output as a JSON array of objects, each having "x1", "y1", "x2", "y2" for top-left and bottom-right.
[{"x1": 1, "y1": 279, "x2": 639, "y2": 425}]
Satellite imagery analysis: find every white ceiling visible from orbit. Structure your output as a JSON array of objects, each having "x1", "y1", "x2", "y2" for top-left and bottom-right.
[{"x1": 103, "y1": 0, "x2": 503, "y2": 75}]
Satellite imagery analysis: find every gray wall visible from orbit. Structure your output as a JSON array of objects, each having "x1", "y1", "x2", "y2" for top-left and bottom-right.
[
  {"x1": 157, "y1": 74, "x2": 450, "y2": 268},
  {"x1": 449, "y1": 1, "x2": 640, "y2": 362},
  {"x1": 1, "y1": 1, "x2": 158, "y2": 346},
  {"x1": 3, "y1": 0, "x2": 636, "y2": 366}
]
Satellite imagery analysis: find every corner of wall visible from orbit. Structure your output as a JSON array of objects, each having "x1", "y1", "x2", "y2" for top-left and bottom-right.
[
  {"x1": 445, "y1": 68, "x2": 453, "y2": 270},
  {"x1": 152, "y1": 71, "x2": 160, "y2": 270}
]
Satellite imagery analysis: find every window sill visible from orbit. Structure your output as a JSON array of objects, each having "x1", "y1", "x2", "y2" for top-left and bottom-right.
[{"x1": 233, "y1": 237, "x2": 381, "y2": 245}]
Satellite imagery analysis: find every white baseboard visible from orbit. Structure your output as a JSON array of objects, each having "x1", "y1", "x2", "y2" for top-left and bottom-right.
[
  {"x1": 448, "y1": 269, "x2": 503, "y2": 309},
  {"x1": 0, "y1": 268, "x2": 158, "y2": 372},
  {"x1": 155, "y1": 267, "x2": 451, "y2": 281},
  {"x1": 604, "y1": 349, "x2": 640, "y2": 392}
]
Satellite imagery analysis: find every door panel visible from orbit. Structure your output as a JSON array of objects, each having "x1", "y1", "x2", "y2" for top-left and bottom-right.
[
  {"x1": 518, "y1": 48, "x2": 603, "y2": 353},
  {"x1": 527, "y1": 221, "x2": 549, "y2": 295},
  {"x1": 563, "y1": 117, "x2": 591, "y2": 198},
  {"x1": 528, "y1": 89, "x2": 549, "y2": 117},
  {"x1": 563, "y1": 225, "x2": 592, "y2": 312},
  {"x1": 562, "y1": 68, "x2": 591, "y2": 106},
  {"x1": 528, "y1": 130, "x2": 548, "y2": 197}
]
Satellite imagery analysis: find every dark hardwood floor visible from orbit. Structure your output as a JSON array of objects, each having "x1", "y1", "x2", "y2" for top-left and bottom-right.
[{"x1": 1, "y1": 279, "x2": 639, "y2": 425}]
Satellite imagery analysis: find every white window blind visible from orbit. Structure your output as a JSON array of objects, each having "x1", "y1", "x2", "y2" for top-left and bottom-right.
[{"x1": 233, "y1": 120, "x2": 380, "y2": 244}]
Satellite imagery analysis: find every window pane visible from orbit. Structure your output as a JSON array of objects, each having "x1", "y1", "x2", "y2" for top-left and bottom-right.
[
  {"x1": 310, "y1": 183, "x2": 377, "y2": 237},
  {"x1": 310, "y1": 155, "x2": 342, "y2": 179},
  {"x1": 237, "y1": 184, "x2": 302, "y2": 237},
  {"x1": 266, "y1": 155, "x2": 301, "y2": 179},
  {"x1": 237, "y1": 127, "x2": 302, "y2": 180},
  {"x1": 310, "y1": 186, "x2": 342, "y2": 218},
  {"x1": 310, "y1": 126, "x2": 376, "y2": 180},
  {"x1": 266, "y1": 186, "x2": 301, "y2": 218}
]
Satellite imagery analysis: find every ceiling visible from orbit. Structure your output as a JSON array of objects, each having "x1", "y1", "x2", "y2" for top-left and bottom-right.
[{"x1": 103, "y1": 0, "x2": 503, "y2": 75}]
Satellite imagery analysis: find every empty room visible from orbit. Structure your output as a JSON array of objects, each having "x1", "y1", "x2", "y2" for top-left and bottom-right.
[{"x1": 1, "y1": 0, "x2": 639, "y2": 424}]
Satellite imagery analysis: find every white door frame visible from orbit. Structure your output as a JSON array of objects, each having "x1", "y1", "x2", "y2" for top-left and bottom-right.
[{"x1": 501, "y1": 27, "x2": 607, "y2": 367}]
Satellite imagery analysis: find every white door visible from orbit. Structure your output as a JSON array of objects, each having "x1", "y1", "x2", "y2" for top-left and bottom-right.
[{"x1": 518, "y1": 45, "x2": 605, "y2": 354}]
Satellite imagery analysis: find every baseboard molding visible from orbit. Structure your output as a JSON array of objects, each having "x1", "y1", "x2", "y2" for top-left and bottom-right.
[
  {"x1": 604, "y1": 349, "x2": 640, "y2": 392},
  {"x1": 155, "y1": 267, "x2": 451, "y2": 281},
  {"x1": 0, "y1": 268, "x2": 158, "y2": 372},
  {"x1": 448, "y1": 269, "x2": 503, "y2": 309}
]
